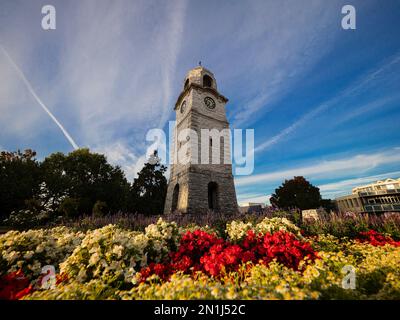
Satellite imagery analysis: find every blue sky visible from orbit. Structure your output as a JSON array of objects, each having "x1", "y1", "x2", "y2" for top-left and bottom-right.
[{"x1": 1, "y1": 0, "x2": 400, "y2": 205}]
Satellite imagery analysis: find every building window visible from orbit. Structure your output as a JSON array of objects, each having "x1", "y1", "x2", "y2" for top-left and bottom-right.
[
  {"x1": 208, "y1": 182, "x2": 219, "y2": 211},
  {"x1": 203, "y1": 74, "x2": 213, "y2": 88},
  {"x1": 171, "y1": 184, "x2": 180, "y2": 212}
]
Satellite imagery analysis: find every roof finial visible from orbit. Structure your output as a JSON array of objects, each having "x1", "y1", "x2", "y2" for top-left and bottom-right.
[{"x1": 199, "y1": 61, "x2": 202, "y2": 66}]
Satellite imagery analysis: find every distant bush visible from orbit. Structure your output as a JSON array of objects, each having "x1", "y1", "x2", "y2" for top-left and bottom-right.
[
  {"x1": 92, "y1": 201, "x2": 108, "y2": 217},
  {"x1": 0, "y1": 150, "x2": 41, "y2": 221},
  {"x1": 3, "y1": 209, "x2": 52, "y2": 229},
  {"x1": 301, "y1": 212, "x2": 400, "y2": 240},
  {"x1": 58, "y1": 198, "x2": 80, "y2": 218}
]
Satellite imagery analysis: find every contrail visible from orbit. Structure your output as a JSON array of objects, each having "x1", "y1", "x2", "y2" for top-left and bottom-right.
[{"x1": 1, "y1": 46, "x2": 79, "y2": 150}]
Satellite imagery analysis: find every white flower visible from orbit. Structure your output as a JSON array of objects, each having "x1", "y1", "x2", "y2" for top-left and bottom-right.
[
  {"x1": 89, "y1": 252, "x2": 100, "y2": 265},
  {"x1": 77, "y1": 268, "x2": 87, "y2": 282},
  {"x1": 112, "y1": 245, "x2": 124, "y2": 258},
  {"x1": 23, "y1": 250, "x2": 34, "y2": 259}
]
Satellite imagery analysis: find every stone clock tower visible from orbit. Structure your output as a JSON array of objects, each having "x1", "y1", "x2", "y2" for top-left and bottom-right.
[{"x1": 164, "y1": 66, "x2": 238, "y2": 214}]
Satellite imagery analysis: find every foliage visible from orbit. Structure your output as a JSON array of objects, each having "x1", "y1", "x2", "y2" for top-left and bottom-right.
[
  {"x1": 0, "y1": 149, "x2": 41, "y2": 220},
  {"x1": 3, "y1": 209, "x2": 52, "y2": 229},
  {"x1": 26, "y1": 279, "x2": 119, "y2": 300},
  {"x1": 92, "y1": 201, "x2": 108, "y2": 217},
  {"x1": 2, "y1": 218, "x2": 400, "y2": 300},
  {"x1": 226, "y1": 217, "x2": 302, "y2": 242},
  {"x1": 356, "y1": 230, "x2": 400, "y2": 246},
  {"x1": 129, "y1": 151, "x2": 167, "y2": 215},
  {"x1": 59, "y1": 225, "x2": 148, "y2": 287},
  {"x1": 58, "y1": 197, "x2": 80, "y2": 218},
  {"x1": 301, "y1": 212, "x2": 400, "y2": 240},
  {"x1": 138, "y1": 224, "x2": 317, "y2": 282},
  {"x1": 320, "y1": 199, "x2": 336, "y2": 212},
  {"x1": 1, "y1": 148, "x2": 133, "y2": 222},
  {"x1": 270, "y1": 176, "x2": 322, "y2": 210},
  {"x1": 59, "y1": 218, "x2": 179, "y2": 288},
  {"x1": 0, "y1": 227, "x2": 84, "y2": 279},
  {"x1": 41, "y1": 148, "x2": 130, "y2": 215},
  {"x1": 0, "y1": 270, "x2": 33, "y2": 300}
]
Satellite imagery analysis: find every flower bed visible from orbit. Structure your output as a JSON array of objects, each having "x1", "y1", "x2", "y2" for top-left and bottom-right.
[{"x1": 1, "y1": 217, "x2": 399, "y2": 300}]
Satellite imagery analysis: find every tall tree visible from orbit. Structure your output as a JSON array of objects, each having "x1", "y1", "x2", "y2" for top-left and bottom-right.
[
  {"x1": 41, "y1": 148, "x2": 130, "y2": 214},
  {"x1": 130, "y1": 151, "x2": 167, "y2": 215},
  {"x1": 270, "y1": 176, "x2": 322, "y2": 210},
  {"x1": 0, "y1": 149, "x2": 41, "y2": 219}
]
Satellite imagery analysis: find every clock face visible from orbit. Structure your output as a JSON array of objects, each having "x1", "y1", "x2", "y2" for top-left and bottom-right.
[
  {"x1": 204, "y1": 96, "x2": 216, "y2": 109},
  {"x1": 180, "y1": 100, "x2": 186, "y2": 113}
]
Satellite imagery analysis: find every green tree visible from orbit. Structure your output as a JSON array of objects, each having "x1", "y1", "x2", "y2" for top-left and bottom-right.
[
  {"x1": 92, "y1": 200, "x2": 108, "y2": 217},
  {"x1": 58, "y1": 197, "x2": 80, "y2": 218},
  {"x1": 270, "y1": 176, "x2": 322, "y2": 210},
  {"x1": 320, "y1": 199, "x2": 336, "y2": 212},
  {"x1": 41, "y1": 148, "x2": 130, "y2": 215},
  {"x1": 130, "y1": 151, "x2": 167, "y2": 215},
  {"x1": 0, "y1": 149, "x2": 41, "y2": 220}
]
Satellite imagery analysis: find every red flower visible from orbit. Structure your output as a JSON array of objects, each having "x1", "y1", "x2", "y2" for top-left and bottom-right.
[
  {"x1": 139, "y1": 229, "x2": 319, "y2": 281},
  {"x1": 241, "y1": 250, "x2": 256, "y2": 263},
  {"x1": 0, "y1": 270, "x2": 33, "y2": 300},
  {"x1": 56, "y1": 273, "x2": 69, "y2": 285},
  {"x1": 357, "y1": 230, "x2": 400, "y2": 247},
  {"x1": 240, "y1": 230, "x2": 318, "y2": 271}
]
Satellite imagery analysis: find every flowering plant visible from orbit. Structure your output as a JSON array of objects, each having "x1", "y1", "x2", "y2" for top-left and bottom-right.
[
  {"x1": 0, "y1": 227, "x2": 84, "y2": 279},
  {"x1": 226, "y1": 217, "x2": 302, "y2": 242},
  {"x1": 242, "y1": 230, "x2": 318, "y2": 270},
  {"x1": 356, "y1": 230, "x2": 400, "y2": 247},
  {"x1": 60, "y1": 218, "x2": 179, "y2": 286},
  {"x1": 139, "y1": 228, "x2": 317, "y2": 281},
  {"x1": 60, "y1": 225, "x2": 149, "y2": 285},
  {"x1": 144, "y1": 218, "x2": 180, "y2": 263},
  {"x1": 0, "y1": 270, "x2": 33, "y2": 300},
  {"x1": 138, "y1": 230, "x2": 224, "y2": 282},
  {"x1": 2, "y1": 218, "x2": 400, "y2": 300}
]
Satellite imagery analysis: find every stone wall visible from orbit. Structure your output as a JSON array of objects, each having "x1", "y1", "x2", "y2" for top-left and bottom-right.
[{"x1": 164, "y1": 67, "x2": 238, "y2": 215}]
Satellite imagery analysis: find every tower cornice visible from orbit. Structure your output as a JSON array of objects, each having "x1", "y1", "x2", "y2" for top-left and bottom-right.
[
  {"x1": 174, "y1": 83, "x2": 228, "y2": 110},
  {"x1": 175, "y1": 108, "x2": 229, "y2": 128}
]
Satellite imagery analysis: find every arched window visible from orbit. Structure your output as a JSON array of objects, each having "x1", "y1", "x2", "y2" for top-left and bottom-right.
[
  {"x1": 184, "y1": 79, "x2": 189, "y2": 90},
  {"x1": 172, "y1": 184, "x2": 179, "y2": 212},
  {"x1": 208, "y1": 182, "x2": 219, "y2": 211},
  {"x1": 203, "y1": 74, "x2": 213, "y2": 88}
]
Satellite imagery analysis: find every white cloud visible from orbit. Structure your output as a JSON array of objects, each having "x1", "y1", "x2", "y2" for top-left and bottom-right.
[
  {"x1": 235, "y1": 147, "x2": 400, "y2": 187},
  {"x1": 237, "y1": 194, "x2": 271, "y2": 206},
  {"x1": 0, "y1": 46, "x2": 44, "y2": 141},
  {"x1": 1, "y1": 46, "x2": 78, "y2": 150},
  {"x1": 334, "y1": 95, "x2": 400, "y2": 126},
  {"x1": 0, "y1": 0, "x2": 396, "y2": 184},
  {"x1": 0, "y1": 0, "x2": 188, "y2": 178},
  {"x1": 254, "y1": 102, "x2": 328, "y2": 153},
  {"x1": 254, "y1": 54, "x2": 400, "y2": 153},
  {"x1": 94, "y1": 141, "x2": 147, "y2": 182},
  {"x1": 55, "y1": 0, "x2": 188, "y2": 146},
  {"x1": 230, "y1": 0, "x2": 343, "y2": 126}
]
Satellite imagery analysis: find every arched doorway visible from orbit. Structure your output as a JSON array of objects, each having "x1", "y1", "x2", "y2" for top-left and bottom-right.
[
  {"x1": 172, "y1": 184, "x2": 179, "y2": 212},
  {"x1": 208, "y1": 182, "x2": 218, "y2": 211}
]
